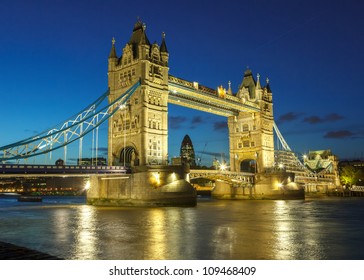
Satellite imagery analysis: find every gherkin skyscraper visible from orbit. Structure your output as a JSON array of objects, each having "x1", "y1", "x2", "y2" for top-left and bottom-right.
[{"x1": 180, "y1": 134, "x2": 196, "y2": 167}]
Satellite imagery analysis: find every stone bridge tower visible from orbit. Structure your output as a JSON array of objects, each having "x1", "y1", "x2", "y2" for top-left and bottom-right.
[
  {"x1": 107, "y1": 21, "x2": 169, "y2": 166},
  {"x1": 228, "y1": 69, "x2": 274, "y2": 173}
]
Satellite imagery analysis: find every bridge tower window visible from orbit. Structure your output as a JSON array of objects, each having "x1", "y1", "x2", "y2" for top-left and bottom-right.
[{"x1": 243, "y1": 124, "x2": 249, "y2": 132}]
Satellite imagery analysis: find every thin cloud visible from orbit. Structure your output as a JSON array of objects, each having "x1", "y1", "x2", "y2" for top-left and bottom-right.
[
  {"x1": 189, "y1": 116, "x2": 204, "y2": 129},
  {"x1": 191, "y1": 116, "x2": 203, "y2": 124},
  {"x1": 324, "y1": 130, "x2": 355, "y2": 139},
  {"x1": 277, "y1": 112, "x2": 303, "y2": 123},
  {"x1": 303, "y1": 116, "x2": 322, "y2": 124},
  {"x1": 91, "y1": 147, "x2": 108, "y2": 156},
  {"x1": 325, "y1": 113, "x2": 344, "y2": 122},
  {"x1": 304, "y1": 113, "x2": 344, "y2": 124},
  {"x1": 213, "y1": 121, "x2": 228, "y2": 131},
  {"x1": 169, "y1": 116, "x2": 187, "y2": 129}
]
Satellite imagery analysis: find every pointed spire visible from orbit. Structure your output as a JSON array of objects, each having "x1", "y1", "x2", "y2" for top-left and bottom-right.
[
  {"x1": 160, "y1": 32, "x2": 168, "y2": 53},
  {"x1": 265, "y1": 77, "x2": 272, "y2": 93},
  {"x1": 108, "y1": 37, "x2": 117, "y2": 59},
  {"x1": 228, "y1": 81, "x2": 232, "y2": 94},
  {"x1": 256, "y1": 73, "x2": 261, "y2": 89},
  {"x1": 129, "y1": 19, "x2": 150, "y2": 46}
]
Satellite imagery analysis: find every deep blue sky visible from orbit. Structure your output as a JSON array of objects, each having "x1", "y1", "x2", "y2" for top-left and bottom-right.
[{"x1": 0, "y1": 0, "x2": 363, "y2": 165}]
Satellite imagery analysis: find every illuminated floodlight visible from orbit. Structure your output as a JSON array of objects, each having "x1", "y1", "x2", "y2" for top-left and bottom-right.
[
  {"x1": 152, "y1": 172, "x2": 161, "y2": 186},
  {"x1": 84, "y1": 181, "x2": 91, "y2": 190},
  {"x1": 220, "y1": 163, "x2": 227, "y2": 171}
]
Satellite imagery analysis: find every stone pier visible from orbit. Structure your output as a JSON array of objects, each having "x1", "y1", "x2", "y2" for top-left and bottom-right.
[
  {"x1": 212, "y1": 171, "x2": 305, "y2": 200},
  {"x1": 86, "y1": 165, "x2": 196, "y2": 207}
]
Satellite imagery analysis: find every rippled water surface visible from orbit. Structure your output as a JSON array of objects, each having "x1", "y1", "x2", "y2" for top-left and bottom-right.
[{"x1": 1, "y1": 196, "x2": 364, "y2": 260}]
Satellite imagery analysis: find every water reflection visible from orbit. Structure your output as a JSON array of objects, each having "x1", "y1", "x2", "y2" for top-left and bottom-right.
[
  {"x1": 1, "y1": 198, "x2": 364, "y2": 259},
  {"x1": 212, "y1": 226, "x2": 237, "y2": 259},
  {"x1": 73, "y1": 205, "x2": 98, "y2": 259},
  {"x1": 145, "y1": 209, "x2": 167, "y2": 259},
  {"x1": 273, "y1": 200, "x2": 330, "y2": 259},
  {"x1": 144, "y1": 208, "x2": 198, "y2": 259},
  {"x1": 52, "y1": 208, "x2": 71, "y2": 243},
  {"x1": 273, "y1": 200, "x2": 294, "y2": 259}
]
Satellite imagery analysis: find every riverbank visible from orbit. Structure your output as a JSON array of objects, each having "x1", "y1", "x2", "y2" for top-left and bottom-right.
[{"x1": 0, "y1": 241, "x2": 62, "y2": 260}]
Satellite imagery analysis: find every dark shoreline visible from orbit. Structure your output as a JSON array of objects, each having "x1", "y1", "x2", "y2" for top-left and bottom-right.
[{"x1": 0, "y1": 241, "x2": 62, "y2": 260}]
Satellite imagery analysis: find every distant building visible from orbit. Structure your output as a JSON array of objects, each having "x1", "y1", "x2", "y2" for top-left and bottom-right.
[
  {"x1": 180, "y1": 135, "x2": 196, "y2": 167},
  {"x1": 304, "y1": 150, "x2": 338, "y2": 173},
  {"x1": 77, "y1": 157, "x2": 107, "y2": 166}
]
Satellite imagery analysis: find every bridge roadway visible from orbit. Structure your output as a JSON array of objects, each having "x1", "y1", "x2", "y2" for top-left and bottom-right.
[
  {"x1": 0, "y1": 164, "x2": 255, "y2": 185},
  {"x1": 189, "y1": 169, "x2": 255, "y2": 185},
  {"x1": 168, "y1": 75, "x2": 260, "y2": 117},
  {"x1": 0, "y1": 164, "x2": 130, "y2": 178}
]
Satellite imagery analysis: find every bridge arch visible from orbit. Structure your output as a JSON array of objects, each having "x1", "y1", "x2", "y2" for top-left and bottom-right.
[
  {"x1": 119, "y1": 145, "x2": 139, "y2": 167},
  {"x1": 240, "y1": 159, "x2": 257, "y2": 173}
]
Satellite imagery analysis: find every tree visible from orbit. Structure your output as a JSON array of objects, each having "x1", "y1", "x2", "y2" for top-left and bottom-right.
[{"x1": 340, "y1": 165, "x2": 363, "y2": 187}]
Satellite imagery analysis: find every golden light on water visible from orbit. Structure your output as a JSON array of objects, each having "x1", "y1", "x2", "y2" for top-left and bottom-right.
[
  {"x1": 273, "y1": 200, "x2": 292, "y2": 259},
  {"x1": 74, "y1": 205, "x2": 98, "y2": 259},
  {"x1": 146, "y1": 209, "x2": 167, "y2": 259}
]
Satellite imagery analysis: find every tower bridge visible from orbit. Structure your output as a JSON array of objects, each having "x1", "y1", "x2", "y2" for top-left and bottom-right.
[{"x1": 0, "y1": 20, "x2": 341, "y2": 204}]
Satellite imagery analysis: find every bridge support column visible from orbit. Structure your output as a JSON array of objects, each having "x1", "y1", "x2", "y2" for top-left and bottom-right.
[
  {"x1": 253, "y1": 172, "x2": 305, "y2": 199},
  {"x1": 211, "y1": 180, "x2": 255, "y2": 199},
  {"x1": 211, "y1": 171, "x2": 305, "y2": 200},
  {"x1": 86, "y1": 165, "x2": 196, "y2": 207}
]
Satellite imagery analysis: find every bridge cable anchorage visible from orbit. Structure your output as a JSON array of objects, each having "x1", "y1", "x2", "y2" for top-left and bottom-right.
[
  {"x1": 273, "y1": 121, "x2": 330, "y2": 176},
  {"x1": 273, "y1": 121, "x2": 291, "y2": 152},
  {"x1": 0, "y1": 81, "x2": 141, "y2": 162}
]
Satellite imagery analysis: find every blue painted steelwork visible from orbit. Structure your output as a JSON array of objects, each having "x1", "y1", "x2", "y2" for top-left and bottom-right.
[{"x1": 0, "y1": 81, "x2": 140, "y2": 162}]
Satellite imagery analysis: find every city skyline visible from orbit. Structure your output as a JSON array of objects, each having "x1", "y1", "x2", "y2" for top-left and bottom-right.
[{"x1": 0, "y1": 0, "x2": 363, "y2": 166}]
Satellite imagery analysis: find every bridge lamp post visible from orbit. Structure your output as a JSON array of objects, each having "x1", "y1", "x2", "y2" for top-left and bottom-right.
[{"x1": 119, "y1": 104, "x2": 127, "y2": 167}]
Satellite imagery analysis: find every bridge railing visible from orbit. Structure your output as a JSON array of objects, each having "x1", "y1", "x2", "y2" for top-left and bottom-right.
[
  {"x1": 190, "y1": 169, "x2": 255, "y2": 183},
  {"x1": 0, "y1": 164, "x2": 130, "y2": 175}
]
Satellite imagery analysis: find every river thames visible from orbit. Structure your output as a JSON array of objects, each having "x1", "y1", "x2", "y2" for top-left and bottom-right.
[{"x1": 0, "y1": 196, "x2": 364, "y2": 260}]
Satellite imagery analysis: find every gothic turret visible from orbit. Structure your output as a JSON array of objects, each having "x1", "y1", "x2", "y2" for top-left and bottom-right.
[
  {"x1": 265, "y1": 77, "x2": 272, "y2": 93},
  {"x1": 239, "y1": 69, "x2": 256, "y2": 99},
  {"x1": 255, "y1": 73, "x2": 263, "y2": 100},
  {"x1": 108, "y1": 37, "x2": 118, "y2": 71},
  {"x1": 160, "y1": 32, "x2": 169, "y2": 65},
  {"x1": 128, "y1": 20, "x2": 151, "y2": 60}
]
